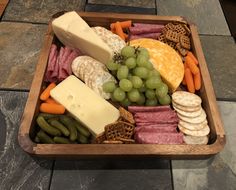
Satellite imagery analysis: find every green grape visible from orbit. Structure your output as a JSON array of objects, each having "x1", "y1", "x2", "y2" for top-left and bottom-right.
[
  {"x1": 127, "y1": 89, "x2": 140, "y2": 102},
  {"x1": 136, "y1": 93, "x2": 146, "y2": 105},
  {"x1": 130, "y1": 76, "x2": 143, "y2": 89},
  {"x1": 145, "y1": 76, "x2": 162, "y2": 89},
  {"x1": 121, "y1": 98, "x2": 131, "y2": 107},
  {"x1": 106, "y1": 60, "x2": 119, "y2": 71},
  {"x1": 159, "y1": 94, "x2": 171, "y2": 105},
  {"x1": 113, "y1": 88, "x2": 126, "y2": 102},
  {"x1": 138, "y1": 83, "x2": 147, "y2": 92},
  {"x1": 119, "y1": 79, "x2": 133, "y2": 92},
  {"x1": 110, "y1": 92, "x2": 118, "y2": 102},
  {"x1": 145, "y1": 98, "x2": 158, "y2": 106},
  {"x1": 133, "y1": 67, "x2": 149, "y2": 79},
  {"x1": 127, "y1": 73, "x2": 133, "y2": 80},
  {"x1": 117, "y1": 65, "x2": 129, "y2": 80},
  {"x1": 145, "y1": 61, "x2": 154, "y2": 70},
  {"x1": 148, "y1": 70, "x2": 161, "y2": 78},
  {"x1": 102, "y1": 81, "x2": 116, "y2": 93},
  {"x1": 138, "y1": 48, "x2": 149, "y2": 59},
  {"x1": 125, "y1": 57, "x2": 136, "y2": 69},
  {"x1": 145, "y1": 89, "x2": 156, "y2": 99},
  {"x1": 156, "y1": 83, "x2": 168, "y2": 98},
  {"x1": 136, "y1": 54, "x2": 148, "y2": 67},
  {"x1": 121, "y1": 46, "x2": 135, "y2": 57}
]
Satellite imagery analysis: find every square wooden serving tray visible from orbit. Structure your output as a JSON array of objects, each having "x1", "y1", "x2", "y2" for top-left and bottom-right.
[{"x1": 18, "y1": 12, "x2": 226, "y2": 159}]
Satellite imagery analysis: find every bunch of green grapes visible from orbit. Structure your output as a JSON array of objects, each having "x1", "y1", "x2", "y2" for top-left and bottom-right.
[{"x1": 103, "y1": 45, "x2": 171, "y2": 107}]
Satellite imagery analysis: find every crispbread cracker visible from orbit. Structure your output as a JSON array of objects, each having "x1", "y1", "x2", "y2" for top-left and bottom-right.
[
  {"x1": 178, "y1": 124, "x2": 210, "y2": 137},
  {"x1": 172, "y1": 91, "x2": 202, "y2": 107},
  {"x1": 172, "y1": 102, "x2": 201, "y2": 112},
  {"x1": 119, "y1": 107, "x2": 135, "y2": 124},
  {"x1": 174, "y1": 106, "x2": 203, "y2": 118},
  {"x1": 179, "y1": 119, "x2": 207, "y2": 130},
  {"x1": 177, "y1": 109, "x2": 206, "y2": 124},
  {"x1": 183, "y1": 135, "x2": 208, "y2": 145}
]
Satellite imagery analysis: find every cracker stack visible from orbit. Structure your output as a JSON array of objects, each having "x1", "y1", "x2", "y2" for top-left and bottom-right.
[
  {"x1": 172, "y1": 91, "x2": 209, "y2": 145},
  {"x1": 159, "y1": 22, "x2": 191, "y2": 57}
]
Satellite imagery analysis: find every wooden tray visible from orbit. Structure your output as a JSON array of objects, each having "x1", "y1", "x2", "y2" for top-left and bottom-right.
[{"x1": 18, "y1": 12, "x2": 225, "y2": 159}]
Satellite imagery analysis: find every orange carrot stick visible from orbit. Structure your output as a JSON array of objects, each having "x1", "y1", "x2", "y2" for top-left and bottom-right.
[
  {"x1": 45, "y1": 97, "x2": 58, "y2": 104},
  {"x1": 40, "y1": 83, "x2": 56, "y2": 101},
  {"x1": 194, "y1": 71, "x2": 201, "y2": 90},
  {"x1": 123, "y1": 33, "x2": 128, "y2": 39},
  {"x1": 182, "y1": 75, "x2": 187, "y2": 85},
  {"x1": 187, "y1": 51, "x2": 198, "y2": 65},
  {"x1": 114, "y1": 22, "x2": 126, "y2": 40},
  {"x1": 185, "y1": 68, "x2": 195, "y2": 93},
  {"x1": 185, "y1": 55, "x2": 199, "y2": 75},
  {"x1": 40, "y1": 103, "x2": 65, "y2": 114},
  {"x1": 110, "y1": 20, "x2": 132, "y2": 30}
]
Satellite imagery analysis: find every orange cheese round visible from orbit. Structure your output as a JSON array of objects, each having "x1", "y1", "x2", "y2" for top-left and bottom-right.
[{"x1": 130, "y1": 38, "x2": 184, "y2": 92}]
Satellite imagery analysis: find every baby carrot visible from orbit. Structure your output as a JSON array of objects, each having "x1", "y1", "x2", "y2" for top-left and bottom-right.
[
  {"x1": 187, "y1": 51, "x2": 198, "y2": 65},
  {"x1": 194, "y1": 71, "x2": 201, "y2": 90},
  {"x1": 185, "y1": 55, "x2": 199, "y2": 75},
  {"x1": 45, "y1": 97, "x2": 58, "y2": 104},
  {"x1": 114, "y1": 22, "x2": 126, "y2": 40},
  {"x1": 110, "y1": 20, "x2": 132, "y2": 30},
  {"x1": 182, "y1": 75, "x2": 187, "y2": 85},
  {"x1": 40, "y1": 103, "x2": 65, "y2": 114},
  {"x1": 40, "y1": 82, "x2": 56, "y2": 101},
  {"x1": 185, "y1": 68, "x2": 195, "y2": 93}
]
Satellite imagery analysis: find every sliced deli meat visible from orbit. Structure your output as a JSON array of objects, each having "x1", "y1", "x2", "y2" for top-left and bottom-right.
[
  {"x1": 129, "y1": 32, "x2": 161, "y2": 40},
  {"x1": 135, "y1": 132, "x2": 183, "y2": 144},
  {"x1": 52, "y1": 11, "x2": 113, "y2": 64},
  {"x1": 129, "y1": 23, "x2": 164, "y2": 35},
  {"x1": 128, "y1": 105, "x2": 171, "y2": 113},
  {"x1": 135, "y1": 126, "x2": 177, "y2": 133}
]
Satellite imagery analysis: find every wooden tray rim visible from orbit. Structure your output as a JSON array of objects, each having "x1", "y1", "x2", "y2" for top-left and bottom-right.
[{"x1": 18, "y1": 12, "x2": 226, "y2": 159}]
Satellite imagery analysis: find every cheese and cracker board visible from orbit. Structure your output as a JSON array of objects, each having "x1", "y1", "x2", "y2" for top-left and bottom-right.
[{"x1": 18, "y1": 12, "x2": 225, "y2": 158}]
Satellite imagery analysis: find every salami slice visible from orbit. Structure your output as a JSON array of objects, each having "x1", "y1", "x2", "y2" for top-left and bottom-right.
[
  {"x1": 129, "y1": 32, "x2": 161, "y2": 40},
  {"x1": 129, "y1": 24, "x2": 164, "y2": 35},
  {"x1": 135, "y1": 132, "x2": 183, "y2": 144},
  {"x1": 135, "y1": 126, "x2": 177, "y2": 133},
  {"x1": 136, "y1": 123, "x2": 177, "y2": 128},
  {"x1": 128, "y1": 105, "x2": 171, "y2": 113},
  {"x1": 134, "y1": 110, "x2": 178, "y2": 121}
]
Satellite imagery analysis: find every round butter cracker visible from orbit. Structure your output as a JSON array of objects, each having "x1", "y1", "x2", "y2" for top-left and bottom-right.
[
  {"x1": 177, "y1": 109, "x2": 206, "y2": 124},
  {"x1": 183, "y1": 135, "x2": 208, "y2": 145},
  {"x1": 179, "y1": 119, "x2": 207, "y2": 131},
  {"x1": 172, "y1": 102, "x2": 201, "y2": 112},
  {"x1": 178, "y1": 124, "x2": 210, "y2": 137},
  {"x1": 172, "y1": 91, "x2": 202, "y2": 107}
]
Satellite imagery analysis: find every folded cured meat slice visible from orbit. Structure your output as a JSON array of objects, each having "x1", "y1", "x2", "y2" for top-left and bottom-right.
[
  {"x1": 136, "y1": 123, "x2": 177, "y2": 128},
  {"x1": 128, "y1": 105, "x2": 171, "y2": 113},
  {"x1": 129, "y1": 23, "x2": 164, "y2": 35},
  {"x1": 129, "y1": 32, "x2": 161, "y2": 40},
  {"x1": 134, "y1": 110, "x2": 178, "y2": 123},
  {"x1": 135, "y1": 126, "x2": 177, "y2": 133},
  {"x1": 135, "y1": 132, "x2": 183, "y2": 144}
]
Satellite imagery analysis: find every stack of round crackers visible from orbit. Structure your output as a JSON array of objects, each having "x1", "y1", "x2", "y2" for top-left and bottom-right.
[{"x1": 172, "y1": 91, "x2": 210, "y2": 145}]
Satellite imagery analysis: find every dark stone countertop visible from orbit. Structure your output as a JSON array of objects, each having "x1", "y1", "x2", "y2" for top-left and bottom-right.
[{"x1": 0, "y1": 0, "x2": 235, "y2": 189}]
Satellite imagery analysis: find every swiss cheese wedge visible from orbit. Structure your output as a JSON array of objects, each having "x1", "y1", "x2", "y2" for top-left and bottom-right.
[{"x1": 130, "y1": 38, "x2": 184, "y2": 92}]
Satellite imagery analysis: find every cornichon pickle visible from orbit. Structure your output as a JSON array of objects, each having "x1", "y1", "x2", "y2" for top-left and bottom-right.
[
  {"x1": 77, "y1": 133, "x2": 88, "y2": 144},
  {"x1": 49, "y1": 119, "x2": 70, "y2": 137},
  {"x1": 73, "y1": 121, "x2": 91, "y2": 138},
  {"x1": 53, "y1": 136, "x2": 70, "y2": 144},
  {"x1": 34, "y1": 136, "x2": 40, "y2": 143},
  {"x1": 38, "y1": 113, "x2": 60, "y2": 120},
  {"x1": 59, "y1": 115, "x2": 77, "y2": 141},
  {"x1": 36, "y1": 116, "x2": 61, "y2": 136},
  {"x1": 37, "y1": 130, "x2": 55, "y2": 144}
]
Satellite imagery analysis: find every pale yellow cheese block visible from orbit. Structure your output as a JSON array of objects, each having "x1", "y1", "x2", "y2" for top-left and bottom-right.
[
  {"x1": 130, "y1": 38, "x2": 184, "y2": 92},
  {"x1": 50, "y1": 75, "x2": 120, "y2": 136}
]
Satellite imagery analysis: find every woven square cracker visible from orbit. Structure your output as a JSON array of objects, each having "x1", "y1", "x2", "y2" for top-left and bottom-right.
[
  {"x1": 183, "y1": 24, "x2": 191, "y2": 36},
  {"x1": 93, "y1": 132, "x2": 106, "y2": 144},
  {"x1": 165, "y1": 30, "x2": 180, "y2": 43},
  {"x1": 119, "y1": 107, "x2": 135, "y2": 124},
  {"x1": 158, "y1": 34, "x2": 168, "y2": 43},
  {"x1": 180, "y1": 35, "x2": 191, "y2": 50},
  {"x1": 164, "y1": 23, "x2": 175, "y2": 30},
  {"x1": 117, "y1": 137, "x2": 135, "y2": 144},
  {"x1": 105, "y1": 121, "x2": 126, "y2": 140},
  {"x1": 174, "y1": 24, "x2": 186, "y2": 35},
  {"x1": 166, "y1": 41, "x2": 177, "y2": 49},
  {"x1": 176, "y1": 43, "x2": 188, "y2": 56}
]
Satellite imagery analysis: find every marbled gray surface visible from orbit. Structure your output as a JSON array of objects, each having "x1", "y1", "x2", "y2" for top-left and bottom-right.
[
  {"x1": 50, "y1": 158, "x2": 172, "y2": 190},
  {"x1": 0, "y1": 91, "x2": 53, "y2": 190},
  {"x1": 156, "y1": 0, "x2": 230, "y2": 35},
  {"x1": 88, "y1": 0, "x2": 156, "y2": 8},
  {"x1": 0, "y1": 22, "x2": 47, "y2": 89},
  {"x1": 200, "y1": 35, "x2": 236, "y2": 100},
  {"x1": 2, "y1": 0, "x2": 86, "y2": 23},
  {"x1": 172, "y1": 101, "x2": 236, "y2": 190},
  {"x1": 85, "y1": 4, "x2": 156, "y2": 14}
]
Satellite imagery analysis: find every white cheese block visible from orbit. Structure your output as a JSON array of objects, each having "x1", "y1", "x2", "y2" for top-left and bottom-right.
[
  {"x1": 50, "y1": 75, "x2": 120, "y2": 136},
  {"x1": 52, "y1": 11, "x2": 113, "y2": 64}
]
